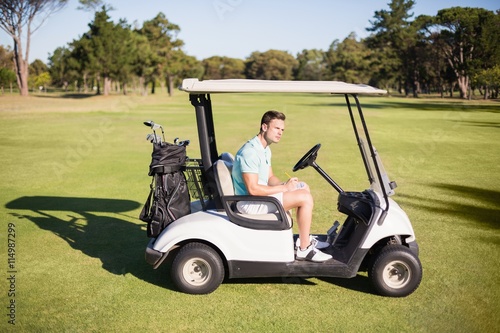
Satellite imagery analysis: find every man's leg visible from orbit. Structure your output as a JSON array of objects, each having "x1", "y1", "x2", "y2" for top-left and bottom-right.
[{"x1": 283, "y1": 189, "x2": 313, "y2": 249}]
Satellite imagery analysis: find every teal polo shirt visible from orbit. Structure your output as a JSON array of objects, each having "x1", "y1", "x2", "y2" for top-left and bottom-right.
[{"x1": 232, "y1": 136, "x2": 272, "y2": 195}]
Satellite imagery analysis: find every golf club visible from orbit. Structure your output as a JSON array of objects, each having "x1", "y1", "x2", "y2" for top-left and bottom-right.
[
  {"x1": 146, "y1": 133, "x2": 162, "y2": 144},
  {"x1": 143, "y1": 120, "x2": 166, "y2": 142}
]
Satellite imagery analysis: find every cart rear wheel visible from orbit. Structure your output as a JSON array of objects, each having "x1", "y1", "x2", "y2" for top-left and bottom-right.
[
  {"x1": 171, "y1": 242, "x2": 224, "y2": 294},
  {"x1": 369, "y1": 245, "x2": 422, "y2": 297}
]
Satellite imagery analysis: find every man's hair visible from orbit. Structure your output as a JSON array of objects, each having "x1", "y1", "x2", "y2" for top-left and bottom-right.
[{"x1": 260, "y1": 110, "x2": 285, "y2": 133}]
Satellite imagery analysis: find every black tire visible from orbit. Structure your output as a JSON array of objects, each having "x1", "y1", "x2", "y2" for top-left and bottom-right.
[
  {"x1": 170, "y1": 242, "x2": 225, "y2": 295},
  {"x1": 368, "y1": 245, "x2": 422, "y2": 297}
]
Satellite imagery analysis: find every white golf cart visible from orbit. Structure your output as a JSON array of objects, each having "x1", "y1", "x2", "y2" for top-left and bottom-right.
[{"x1": 145, "y1": 78, "x2": 422, "y2": 297}]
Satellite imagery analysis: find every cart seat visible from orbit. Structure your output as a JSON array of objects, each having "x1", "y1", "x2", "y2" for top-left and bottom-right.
[{"x1": 213, "y1": 156, "x2": 291, "y2": 230}]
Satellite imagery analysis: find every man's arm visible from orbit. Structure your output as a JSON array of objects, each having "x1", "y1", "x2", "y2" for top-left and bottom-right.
[
  {"x1": 242, "y1": 167, "x2": 298, "y2": 196},
  {"x1": 267, "y1": 166, "x2": 282, "y2": 186},
  {"x1": 269, "y1": 166, "x2": 299, "y2": 187}
]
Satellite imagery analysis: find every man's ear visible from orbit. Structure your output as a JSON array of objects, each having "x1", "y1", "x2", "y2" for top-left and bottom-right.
[{"x1": 261, "y1": 123, "x2": 268, "y2": 132}]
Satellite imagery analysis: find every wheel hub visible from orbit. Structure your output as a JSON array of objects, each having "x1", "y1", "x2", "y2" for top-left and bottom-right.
[
  {"x1": 383, "y1": 260, "x2": 411, "y2": 289},
  {"x1": 182, "y1": 258, "x2": 212, "y2": 286}
]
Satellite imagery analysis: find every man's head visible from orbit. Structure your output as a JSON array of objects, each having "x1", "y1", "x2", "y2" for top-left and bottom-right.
[{"x1": 259, "y1": 110, "x2": 286, "y2": 145}]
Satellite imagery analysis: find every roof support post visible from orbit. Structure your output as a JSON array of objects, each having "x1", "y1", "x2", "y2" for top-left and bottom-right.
[{"x1": 190, "y1": 94, "x2": 219, "y2": 171}]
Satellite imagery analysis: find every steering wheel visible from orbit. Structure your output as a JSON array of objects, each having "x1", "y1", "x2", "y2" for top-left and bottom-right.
[{"x1": 292, "y1": 144, "x2": 321, "y2": 172}]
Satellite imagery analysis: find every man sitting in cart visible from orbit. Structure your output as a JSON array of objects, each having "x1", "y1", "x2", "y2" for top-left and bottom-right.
[{"x1": 232, "y1": 110, "x2": 332, "y2": 262}]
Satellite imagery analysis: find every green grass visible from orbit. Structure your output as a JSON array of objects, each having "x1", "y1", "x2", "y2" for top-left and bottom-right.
[{"x1": 0, "y1": 92, "x2": 499, "y2": 332}]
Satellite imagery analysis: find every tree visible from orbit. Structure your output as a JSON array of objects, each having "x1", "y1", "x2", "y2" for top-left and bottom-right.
[
  {"x1": 480, "y1": 10, "x2": 500, "y2": 70},
  {"x1": 77, "y1": 0, "x2": 105, "y2": 11},
  {"x1": 0, "y1": 45, "x2": 16, "y2": 93},
  {"x1": 473, "y1": 65, "x2": 500, "y2": 99},
  {"x1": 29, "y1": 59, "x2": 49, "y2": 91},
  {"x1": 202, "y1": 56, "x2": 245, "y2": 79},
  {"x1": 129, "y1": 31, "x2": 154, "y2": 95},
  {"x1": 87, "y1": 7, "x2": 113, "y2": 95},
  {"x1": 0, "y1": 67, "x2": 17, "y2": 94},
  {"x1": 323, "y1": 40, "x2": 340, "y2": 81},
  {"x1": 48, "y1": 46, "x2": 71, "y2": 90},
  {"x1": 29, "y1": 59, "x2": 48, "y2": 76},
  {"x1": 328, "y1": 33, "x2": 372, "y2": 84},
  {"x1": 245, "y1": 50, "x2": 298, "y2": 80},
  {"x1": 475, "y1": 10, "x2": 500, "y2": 99},
  {"x1": 67, "y1": 36, "x2": 94, "y2": 93},
  {"x1": 295, "y1": 49, "x2": 327, "y2": 81},
  {"x1": 430, "y1": 7, "x2": 496, "y2": 99},
  {"x1": 0, "y1": 0, "x2": 68, "y2": 96},
  {"x1": 164, "y1": 50, "x2": 203, "y2": 95},
  {"x1": 366, "y1": 0, "x2": 416, "y2": 93},
  {"x1": 0, "y1": 45, "x2": 14, "y2": 69},
  {"x1": 139, "y1": 12, "x2": 183, "y2": 94},
  {"x1": 85, "y1": 7, "x2": 132, "y2": 95},
  {"x1": 32, "y1": 72, "x2": 51, "y2": 92}
]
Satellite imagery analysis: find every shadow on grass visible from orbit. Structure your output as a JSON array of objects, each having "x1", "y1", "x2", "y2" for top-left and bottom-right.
[
  {"x1": 6, "y1": 196, "x2": 167, "y2": 287},
  {"x1": 225, "y1": 276, "x2": 317, "y2": 287},
  {"x1": 301, "y1": 96, "x2": 500, "y2": 113},
  {"x1": 452, "y1": 120, "x2": 500, "y2": 129},
  {"x1": 34, "y1": 93, "x2": 96, "y2": 99},
  {"x1": 318, "y1": 274, "x2": 377, "y2": 295},
  {"x1": 225, "y1": 274, "x2": 376, "y2": 295},
  {"x1": 399, "y1": 183, "x2": 500, "y2": 230}
]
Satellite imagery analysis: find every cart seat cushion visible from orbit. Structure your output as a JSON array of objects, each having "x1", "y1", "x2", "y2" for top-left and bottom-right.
[
  {"x1": 220, "y1": 152, "x2": 234, "y2": 165},
  {"x1": 214, "y1": 158, "x2": 292, "y2": 228},
  {"x1": 215, "y1": 158, "x2": 235, "y2": 196}
]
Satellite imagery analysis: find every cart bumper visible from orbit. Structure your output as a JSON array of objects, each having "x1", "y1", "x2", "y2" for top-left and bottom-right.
[{"x1": 145, "y1": 243, "x2": 163, "y2": 266}]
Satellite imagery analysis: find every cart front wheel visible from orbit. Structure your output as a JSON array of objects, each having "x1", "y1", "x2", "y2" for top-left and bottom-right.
[
  {"x1": 369, "y1": 244, "x2": 422, "y2": 297},
  {"x1": 171, "y1": 242, "x2": 225, "y2": 294}
]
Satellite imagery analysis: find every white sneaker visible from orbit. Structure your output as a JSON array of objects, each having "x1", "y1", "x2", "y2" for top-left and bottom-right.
[
  {"x1": 295, "y1": 235, "x2": 329, "y2": 250},
  {"x1": 296, "y1": 244, "x2": 332, "y2": 262}
]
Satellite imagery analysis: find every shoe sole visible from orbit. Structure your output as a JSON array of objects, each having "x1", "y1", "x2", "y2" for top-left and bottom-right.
[
  {"x1": 296, "y1": 249, "x2": 332, "y2": 263},
  {"x1": 296, "y1": 257, "x2": 331, "y2": 263}
]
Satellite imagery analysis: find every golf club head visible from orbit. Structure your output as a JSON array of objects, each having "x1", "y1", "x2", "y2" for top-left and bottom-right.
[
  {"x1": 146, "y1": 133, "x2": 162, "y2": 144},
  {"x1": 143, "y1": 120, "x2": 162, "y2": 130}
]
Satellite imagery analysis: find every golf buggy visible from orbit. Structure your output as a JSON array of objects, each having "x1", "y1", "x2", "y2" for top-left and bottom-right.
[{"x1": 143, "y1": 78, "x2": 422, "y2": 297}]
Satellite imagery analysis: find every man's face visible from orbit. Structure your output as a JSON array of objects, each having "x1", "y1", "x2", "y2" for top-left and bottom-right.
[{"x1": 262, "y1": 118, "x2": 285, "y2": 144}]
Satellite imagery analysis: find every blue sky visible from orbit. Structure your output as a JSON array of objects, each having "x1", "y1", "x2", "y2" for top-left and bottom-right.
[{"x1": 0, "y1": 0, "x2": 498, "y2": 64}]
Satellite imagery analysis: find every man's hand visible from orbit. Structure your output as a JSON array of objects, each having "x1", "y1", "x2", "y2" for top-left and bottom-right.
[
  {"x1": 285, "y1": 177, "x2": 309, "y2": 192},
  {"x1": 285, "y1": 177, "x2": 299, "y2": 191}
]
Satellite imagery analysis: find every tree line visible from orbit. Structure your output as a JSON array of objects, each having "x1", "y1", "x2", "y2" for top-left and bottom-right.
[{"x1": 1, "y1": 0, "x2": 499, "y2": 99}]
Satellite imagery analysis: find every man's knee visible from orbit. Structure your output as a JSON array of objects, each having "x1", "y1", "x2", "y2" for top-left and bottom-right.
[{"x1": 296, "y1": 189, "x2": 313, "y2": 207}]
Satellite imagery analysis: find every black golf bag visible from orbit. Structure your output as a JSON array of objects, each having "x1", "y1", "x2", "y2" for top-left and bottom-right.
[{"x1": 139, "y1": 142, "x2": 190, "y2": 238}]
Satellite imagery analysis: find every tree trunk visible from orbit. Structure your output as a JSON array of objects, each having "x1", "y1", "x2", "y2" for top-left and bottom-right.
[
  {"x1": 139, "y1": 76, "x2": 147, "y2": 96},
  {"x1": 103, "y1": 76, "x2": 111, "y2": 96},
  {"x1": 457, "y1": 75, "x2": 468, "y2": 99},
  {"x1": 83, "y1": 73, "x2": 88, "y2": 93},
  {"x1": 12, "y1": 39, "x2": 29, "y2": 96},
  {"x1": 413, "y1": 78, "x2": 419, "y2": 98},
  {"x1": 167, "y1": 75, "x2": 176, "y2": 97},
  {"x1": 96, "y1": 75, "x2": 101, "y2": 95},
  {"x1": 483, "y1": 86, "x2": 489, "y2": 100}
]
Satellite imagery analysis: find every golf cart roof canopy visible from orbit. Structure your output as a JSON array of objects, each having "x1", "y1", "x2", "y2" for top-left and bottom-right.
[{"x1": 180, "y1": 78, "x2": 387, "y2": 95}]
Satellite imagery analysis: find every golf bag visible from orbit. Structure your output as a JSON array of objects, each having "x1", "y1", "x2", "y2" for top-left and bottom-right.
[{"x1": 139, "y1": 142, "x2": 190, "y2": 238}]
